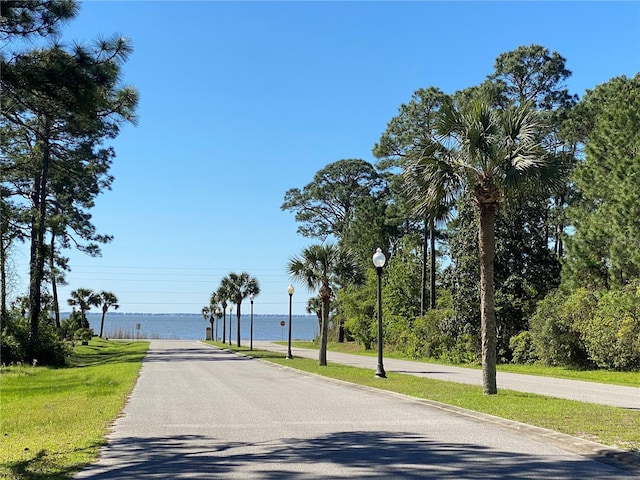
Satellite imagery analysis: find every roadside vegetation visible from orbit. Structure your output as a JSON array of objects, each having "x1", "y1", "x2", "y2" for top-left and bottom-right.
[
  {"x1": 0, "y1": 338, "x2": 148, "y2": 480},
  {"x1": 209, "y1": 342, "x2": 640, "y2": 453}
]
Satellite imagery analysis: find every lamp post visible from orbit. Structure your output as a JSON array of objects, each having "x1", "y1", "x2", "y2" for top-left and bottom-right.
[
  {"x1": 373, "y1": 247, "x2": 387, "y2": 378},
  {"x1": 286, "y1": 284, "x2": 294, "y2": 359},
  {"x1": 222, "y1": 303, "x2": 227, "y2": 343},
  {"x1": 228, "y1": 304, "x2": 233, "y2": 346},
  {"x1": 249, "y1": 292, "x2": 255, "y2": 351},
  {"x1": 214, "y1": 307, "x2": 221, "y2": 341}
]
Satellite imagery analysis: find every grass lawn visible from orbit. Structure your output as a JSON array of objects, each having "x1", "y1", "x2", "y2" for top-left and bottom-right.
[
  {"x1": 0, "y1": 338, "x2": 148, "y2": 480},
  {"x1": 210, "y1": 342, "x2": 640, "y2": 453}
]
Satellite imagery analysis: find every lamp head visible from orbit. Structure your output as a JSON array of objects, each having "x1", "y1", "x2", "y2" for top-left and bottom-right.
[{"x1": 372, "y1": 248, "x2": 386, "y2": 268}]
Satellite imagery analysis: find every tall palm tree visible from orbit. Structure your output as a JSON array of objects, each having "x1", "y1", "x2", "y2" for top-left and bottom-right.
[
  {"x1": 97, "y1": 291, "x2": 119, "y2": 338},
  {"x1": 208, "y1": 291, "x2": 224, "y2": 341},
  {"x1": 219, "y1": 272, "x2": 260, "y2": 347},
  {"x1": 408, "y1": 98, "x2": 557, "y2": 394},
  {"x1": 216, "y1": 281, "x2": 231, "y2": 343},
  {"x1": 288, "y1": 243, "x2": 362, "y2": 366},
  {"x1": 67, "y1": 288, "x2": 100, "y2": 330}
]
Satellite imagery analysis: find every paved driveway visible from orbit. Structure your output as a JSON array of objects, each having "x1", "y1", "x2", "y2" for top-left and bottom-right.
[{"x1": 75, "y1": 340, "x2": 637, "y2": 479}]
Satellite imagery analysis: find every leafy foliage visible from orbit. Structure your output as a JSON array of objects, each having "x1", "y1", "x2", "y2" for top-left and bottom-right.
[
  {"x1": 563, "y1": 74, "x2": 640, "y2": 289},
  {"x1": 281, "y1": 159, "x2": 386, "y2": 239}
]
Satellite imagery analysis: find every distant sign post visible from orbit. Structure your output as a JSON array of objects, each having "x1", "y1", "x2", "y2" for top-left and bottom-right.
[{"x1": 280, "y1": 320, "x2": 285, "y2": 341}]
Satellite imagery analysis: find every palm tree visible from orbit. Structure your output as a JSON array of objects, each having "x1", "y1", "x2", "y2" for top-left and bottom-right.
[
  {"x1": 97, "y1": 291, "x2": 119, "y2": 338},
  {"x1": 67, "y1": 288, "x2": 100, "y2": 330},
  {"x1": 208, "y1": 291, "x2": 224, "y2": 341},
  {"x1": 408, "y1": 98, "x2": 557, "y2": 394},
  {"x1": 201, "y1": 306, "x2": 211, "y2": 339},
  {"x1": 219, "y1": 272, "x2": 259, "y2": 347},
  {"x1": 216, "y1": 281, "x2": 231, "y2": 343},
  {"x1": 288, "y1": 243, "x2": 362, "y2": 366}
]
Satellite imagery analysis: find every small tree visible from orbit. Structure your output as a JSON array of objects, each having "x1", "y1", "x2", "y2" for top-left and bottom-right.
[
  {"x1": 67, "y1": 288, "x2": 99, "y2": 330},
  {"x1": 288, "y1": 243, "x2": 362, "y2": 366},
  {"x1": 97, "y1": 291, "x2": 119, "y2": 338}
]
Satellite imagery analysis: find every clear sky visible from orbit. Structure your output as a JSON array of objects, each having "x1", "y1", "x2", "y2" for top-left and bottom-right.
[{"x1": 9, "y1": 0, "x2": 640, "y2": 315}]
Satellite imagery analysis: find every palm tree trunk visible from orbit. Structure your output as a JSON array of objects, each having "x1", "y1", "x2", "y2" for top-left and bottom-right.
[
  {"x1": 478, "y1": 207, "x2": 497, "y2": 395},
  {"x1": 236, "y1": 304, "x2": 241, "y2": 348},
  {"x1": 99, "y1": 308, "x2": 107, "y2": 338},
  {"x1": 420, "y1": 214, "x2": 428, "y2": 316},
  {"x1": 318, "y1": 285, "x2": 330, "y2": 366},
  {"x1": 221, "y1": 302, "x2": 227, "y2": 343}
]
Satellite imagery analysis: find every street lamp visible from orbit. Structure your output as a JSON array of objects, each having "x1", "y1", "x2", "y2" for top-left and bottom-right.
[
  {"x1": 249, "y1": 292, "x2": 255, "y2": 351},
  {"x1": 286, "y1": 284, "x2": 294, "y2": 359},
  {"x1": 214, "y1": 307, "x2": 221, "y2": 341},
  {"x1": 228, "y1": 304, "x2": 233, "y2": 346},
  {"x1": 373, "y1": 247, "x2": 387, "y2": 378}
]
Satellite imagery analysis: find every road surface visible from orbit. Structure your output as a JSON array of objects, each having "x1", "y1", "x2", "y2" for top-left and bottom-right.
[{"x1": 75, "y1": 340, "x2": 638, "y2": 479}]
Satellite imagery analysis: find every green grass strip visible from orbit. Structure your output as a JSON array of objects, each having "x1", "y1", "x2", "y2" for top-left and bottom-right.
[
  {"x1": 213, "y1": 343, "x2": 640, "y2": 453},
  {"x1": 289, "y1": 341, "x2": 640, "y2": 387},
  {"x1": 0, "y1": 338, "x2": 149, "y2": 480}
]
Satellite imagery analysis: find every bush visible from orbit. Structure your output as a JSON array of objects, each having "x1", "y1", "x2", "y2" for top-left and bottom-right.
[
  {"x1": 509, "y1": 331, "x2": 537, "y2": 364},
  {"x1": 60, "y1": 311, "x2": 83, "y2": 340},
  {"x1": 33, "y1": 321, "x2": 71, "y2": 366},
  {"x1": 405, "y1": 308, "x2": 455, "y2": 360},
  {"x1": 1, "y1": 314, "x2": 29, "y2": 365},
  {"x1": 576, "y1": 287, "x2": 640, "y2": 370},
  {"x1": 74, "y1": 327, "x2": 94, "y2": 343},
  {"x1": 529, "y1": 289, "x2": 593, "y2": 368},
  {"x1": 1, "y1": 313, "x2": 71, "y2": 366},
  {"x1": 441, "y1": 332, "x2": 480, "y2": 364}
]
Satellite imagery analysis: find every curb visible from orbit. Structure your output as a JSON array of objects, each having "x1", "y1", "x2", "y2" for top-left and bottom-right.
[{"x1": 239, "y1": 349, "x2": 640, "y2": 476}]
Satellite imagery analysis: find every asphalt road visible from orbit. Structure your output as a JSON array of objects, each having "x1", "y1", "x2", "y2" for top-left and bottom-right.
[
  {"x1": 253, "y1": 342, "x2": 640, "y2": 410},
  {"x1": 75, "y1": 340, "x2": 638, "y2": 479}
]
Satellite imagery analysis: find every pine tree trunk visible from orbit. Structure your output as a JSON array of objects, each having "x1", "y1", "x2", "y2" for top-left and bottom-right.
[
  {"x1": 0, "y1": 230, "x2": 6, "y2": 320},
  {"x1": 28, "y1": 126, "x2": 51, "y2": 359},
  {"x1": 429, "y1": 216, "x2": 436, "y2": 310},
  {"x1": 50, "y1": 232, "x2": 60, "y2": 329},
  {"x1": 478, "y1": 207, "x2": 497, "y2": 394},
  {"x1": 420, "y1": 214, "x2": 428, "y2": 316}
]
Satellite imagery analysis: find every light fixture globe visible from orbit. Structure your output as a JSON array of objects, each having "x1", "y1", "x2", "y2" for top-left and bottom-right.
[
  {"x1": 372, "y1": 248, "x2": 386, "y2": 268},
  {"x1": 287, "y1": 284, "x2": 295, "y2": 295}
]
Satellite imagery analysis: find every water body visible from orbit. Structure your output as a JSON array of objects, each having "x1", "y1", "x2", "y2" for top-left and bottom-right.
[{"x1": 83, "y1": 312, "x2": 319, "y2": 341}]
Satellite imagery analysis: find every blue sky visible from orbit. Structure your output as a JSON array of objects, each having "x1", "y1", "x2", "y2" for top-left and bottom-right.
[{"x1": 10, "y1": 1, "x2": 640, "y2": 315}]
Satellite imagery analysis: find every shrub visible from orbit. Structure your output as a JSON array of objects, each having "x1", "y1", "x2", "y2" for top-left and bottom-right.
[
  {"x1": 529, "y1": 289, "x2": 593, "y2": 368},
  {"x1": 74, "y1": 327, "x2": 94, "y2": 343},
  {"x1": 407, "y1": 308, "x2": 455, "y2": 360},
  {"x1": 0, "y1": 313, "x2": 70, "y2": 366},
  {"x1": 576, "y1": 287, "x2": 640, "y2": 370},
  {"x1": 509, "y1": 331, "x2": 537, "y2": 364},
  {"x1": 1, "y1": 314, "x2": 29, "y2": 365}
]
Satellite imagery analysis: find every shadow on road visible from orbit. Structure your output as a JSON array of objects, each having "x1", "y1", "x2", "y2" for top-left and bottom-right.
[
  {"x1": 75, "y1": 430, "x2": 632, "y2": 479},
  {"x1": 140, "y1": 346, "x2": 251, "y2": 363}
]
